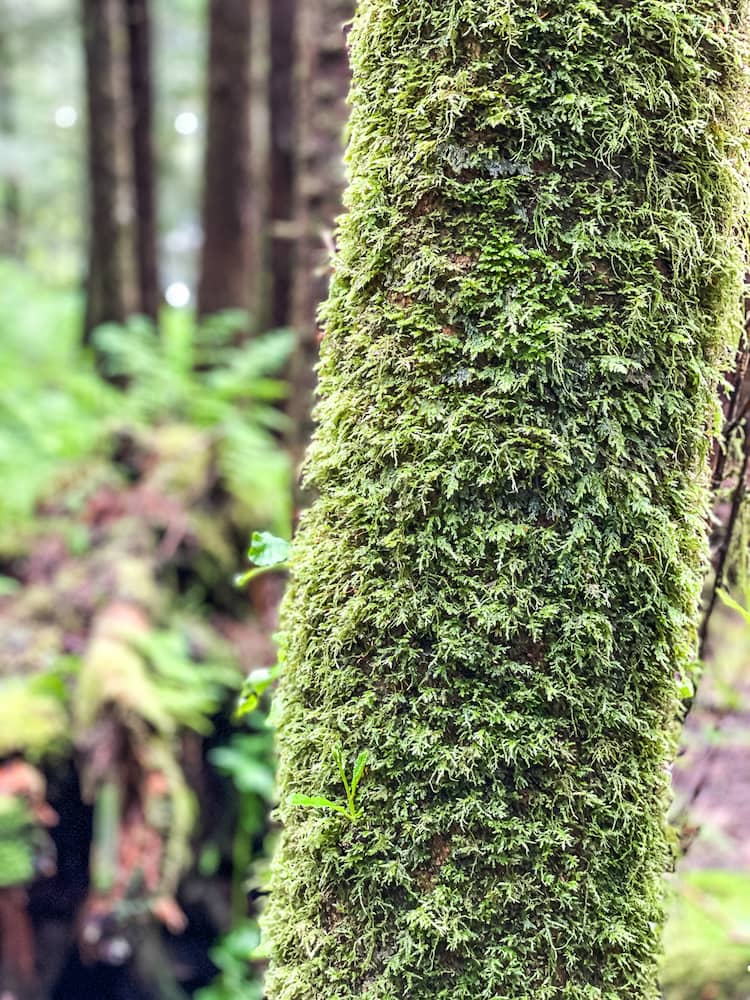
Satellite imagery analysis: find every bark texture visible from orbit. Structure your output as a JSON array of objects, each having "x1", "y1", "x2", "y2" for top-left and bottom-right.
[
  {"x1": 197, "y1": 0, "x2": 254, "y2": 318},
  {"x1": 82, "y1": 0, "x2": 138, "y2": 341},
  {"x1": 286, "y1": 0, "x2": 352, "y2": 482},
  {"x1": 264, "y1": 2, "x2": 750, "y2": 997},
  {"x1": 268, "y1": 0, "x2": 297, "y2": 330},
  {"x1": 126, "y1": 0, "x2": 160, "y2": 321},
  {"x1": 0, "y1": 25, "x2": 21, "y2": 259}
]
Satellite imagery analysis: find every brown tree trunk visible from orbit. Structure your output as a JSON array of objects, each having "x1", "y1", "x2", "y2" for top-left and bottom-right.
[
  {"x1": 82, "y1": 0, "x2": 138, "y2": 342},
  {"x1": 268, "y1": 0, "x2": 296, "y2": 329},
  {"x1": 0, "y1": 25, "x2": 21, "y2": 259},
  {"x1": 287, "y1": 0, "x2": 352, "y2": 494},
  {"x1": 197, "y1": 0, "x2": 254, "y2": 319},
  {"x1": 126, "y1": 0, "x2": 160, "y2": 322}
]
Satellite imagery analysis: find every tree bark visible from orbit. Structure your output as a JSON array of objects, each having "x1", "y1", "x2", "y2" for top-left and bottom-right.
[
  {"x1": 0, "y1": 24, "x2": 21, "y2": 259},
  {"x1": 286, "y1": 0, "x2": 351, "y2": 491},
  {"x1": 197, "y1": 0, "x2": 254, "y2": 319},
  {"x1": 81, "y1": 0, "x2": 138, "y2": 342},
  {"x1": 264, "y1": 1, "x2": 750, "y2": 997},
  {"x1": 125, "y1": 0, "x2": 160, "y2": 322},
  {"x1": 268, "y1": 0, "x2": 296, "y2": 331}
]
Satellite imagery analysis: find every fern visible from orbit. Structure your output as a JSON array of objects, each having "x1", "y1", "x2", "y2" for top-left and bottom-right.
[{"x1": 0, "y1": 263, "x2": 292, "y2": 534}]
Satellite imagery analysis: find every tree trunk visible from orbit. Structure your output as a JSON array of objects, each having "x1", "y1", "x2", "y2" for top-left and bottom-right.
[
  {"x1": 0, "y1": 24, "x2": 21, "y2": 259},
  {"x1": 286, "y1": 0, "x2": 351, "y2": 490},
  {"x1": 268, "y1": 0, "x2": 296, "y2": 331},
  {"x1": 264, "y1": 2, "x2": 750, "y2": 997},
  {"x1": 81, "y1": 0, "x2": 138, "y2": 342},
  {"x1": 197, "y1": 0, "x2": 254, "y2": 319},
  {"x1": 126, "y1": 0, "x2": 160, "y2": 322}
]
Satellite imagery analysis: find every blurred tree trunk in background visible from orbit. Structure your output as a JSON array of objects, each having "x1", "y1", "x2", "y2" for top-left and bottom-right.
[
  {"x1": 81, "y1": 0, "x2": 138, "y2": 342},
  {"x1": 0, "y1": 24, "x2": 21, "y2": 259},
  {"x1": 125, "y1": 0, "x2": 160, "y2": 322},
  {"x1": 287, "y1": 0, "x2": 351, "y2": 492},
  {"x1": 197, "y1": 0, "x2": 254, "y2": 319},
  {"x1": 268, "y1": 0, "x2": 296, "y2": 330}
]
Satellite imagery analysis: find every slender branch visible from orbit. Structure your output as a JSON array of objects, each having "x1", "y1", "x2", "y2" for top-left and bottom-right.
[
  {"x1": 698, "y1": 289, "x2": 750, "y2": 655},
  {"x1": 699, "y1": 441, "x2": 750, "y2": 657}
]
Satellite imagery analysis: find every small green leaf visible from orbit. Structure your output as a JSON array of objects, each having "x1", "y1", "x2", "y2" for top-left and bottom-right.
[
  {"x1": 235, "y1": 688, "x2": 259, "y2": 714},
  {"x1": 235, "y1": 664, "x2": 280, "y2": 718},
  {"x1": 676, "y1": 673, "x2": 694, "y2": 700},
  {"x1": 247, "y1": 531, "x2": 290, "y2": 568},
  {"x1": 332, "y1": 743, "x2": 350, "y2": 796},
  {"x1": 718, "y1": 588, "x2": 750, "y2": 626},
  {"x1": 598, "y1": 355, "x2": 631, "y2": 375},
  {"x1": 235, "y1": 532, "x2": 291, "y2": 588},
  {"x1": 350, "y1": 750, "x2": 369, "y2": 798},
  {"x1": 289, "y1": 793, "x2": 349, "y2": 817}
]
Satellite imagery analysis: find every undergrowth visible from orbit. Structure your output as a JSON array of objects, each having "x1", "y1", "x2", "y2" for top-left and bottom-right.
[
  {"x1": 0, "y1": 259, "x2": 293, "y2": 534},
  {"x1": 0, "y1": 258, "x2": 289, "y2": 996}
]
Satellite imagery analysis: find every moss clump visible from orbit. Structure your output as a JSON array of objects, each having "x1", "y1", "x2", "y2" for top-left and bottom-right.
[{"x1": 264, "y1": 2, "x2": 750, "y2": 997}]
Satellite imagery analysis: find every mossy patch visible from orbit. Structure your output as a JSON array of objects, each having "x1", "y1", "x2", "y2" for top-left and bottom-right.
[{"x1": 264, "y1": 1, "x2": 750, "y2": 997}]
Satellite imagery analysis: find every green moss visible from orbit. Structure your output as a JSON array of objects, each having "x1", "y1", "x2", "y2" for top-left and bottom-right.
[{"x1": 264, "y1": 2, "x2": 750, "y2": 997}]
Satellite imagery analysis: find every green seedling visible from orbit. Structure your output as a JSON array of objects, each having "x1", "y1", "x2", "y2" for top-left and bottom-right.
[
  {"x1": 290, "y1": 745, "x2": 368, "y2": 823},
  {"x1": 235, "y1": 531, "x2": 290, "y2": 587},
  {"x1": 235, "y1": 660, "x2": 283, "y2": 718}
]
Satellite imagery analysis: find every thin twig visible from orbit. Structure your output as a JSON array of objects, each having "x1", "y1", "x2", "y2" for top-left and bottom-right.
[
  {"x1": 699, "y1": 443, "x2": 750, "y2": 658},
  {"x1": 698, "y1": 294, "x2": 750, "y2": 656}
]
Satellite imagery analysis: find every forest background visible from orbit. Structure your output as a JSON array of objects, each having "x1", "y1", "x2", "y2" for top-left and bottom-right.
[{"x1": 0, "y1": 1, "x2": 748, "y2": 998}]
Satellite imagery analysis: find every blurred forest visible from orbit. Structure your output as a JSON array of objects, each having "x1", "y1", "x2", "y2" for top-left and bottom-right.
[
  {"x1": 0, "y1": 0, "x2": 349, "y2": 996},
  {"x1": 0, "y1": 1, "x2": 748, "y2": 999}
]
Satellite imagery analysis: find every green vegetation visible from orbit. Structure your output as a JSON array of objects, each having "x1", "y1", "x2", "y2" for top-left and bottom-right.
[
  {"x1": 0, "y1": 671, "x2": 70, "y2": 760},
  {"x1": 662, "y1": 871, "x2": 750, "y2": 1000},
  {"x1": 4, "y1": 2, "x2": 750, "y2": 996},
  {"x1": 0, "y1": 795, "x2": 37, "y2": 887},
  {"x1": 0, "y1": 261, "x2": 288, "y2": 994},
  {"x1": 264, "y1": 1, "x2": 750, "y2": 997},
  {"x1": 200, "y1": 731, "x2": 277, "y2": 1000},
  {"x1": 0, "y1": 261, "x2": 292, "y2": 534},
  {"x1": 196, "y1": 921, "x2": 265, "y2": 1000},
  {"x1": 289, "y1": 745, "x2": 369, "y2": 823},
  {"x1": 235, "y1": 531, "x2": 291, "y2": 586}
]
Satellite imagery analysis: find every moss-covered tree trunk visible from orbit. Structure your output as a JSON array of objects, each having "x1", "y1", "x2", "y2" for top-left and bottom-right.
[{"x1": 265, "y1": 2, "x2": 750, "y2": 998}]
